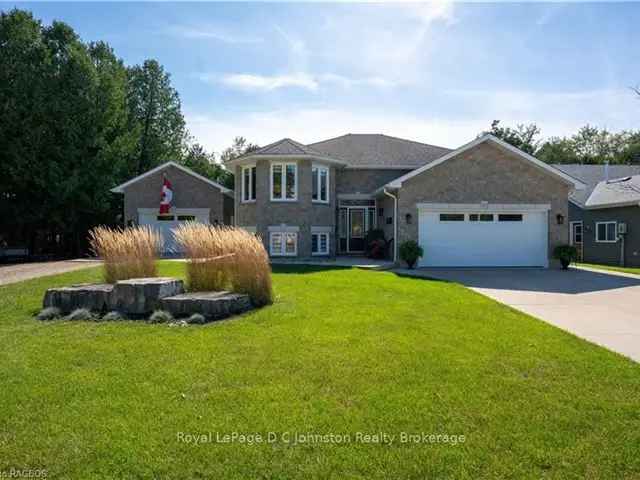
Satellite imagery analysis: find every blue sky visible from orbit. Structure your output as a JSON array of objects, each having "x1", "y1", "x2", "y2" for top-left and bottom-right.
[{"x1": 8, "y1": 2, "x2": 640, "y2": 152}]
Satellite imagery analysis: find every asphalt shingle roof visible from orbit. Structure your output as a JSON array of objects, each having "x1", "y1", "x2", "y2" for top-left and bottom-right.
[
  {"x1": 308, "y1": 133, "x2": 452, "y2": 168},
  {"x1": 586, "y1": 175, "x2": 640, "y2": 208},
  {"x1": 249, "y1": 138, "x2": 327, "y2": 157},
  {"x1": 552, "y1": 164, "x2": 640, "y2": 207}
]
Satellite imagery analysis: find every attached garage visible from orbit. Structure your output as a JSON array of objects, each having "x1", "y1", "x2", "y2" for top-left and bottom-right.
[
  {"x1": 417, "y1": 204, "x2": 549, "y2": 267},
  {"x1": 383, "y1": 134, "x2": 586, "y2": 268}
]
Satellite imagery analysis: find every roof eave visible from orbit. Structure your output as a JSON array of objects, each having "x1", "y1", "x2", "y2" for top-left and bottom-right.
[
  {"x1": 225, "y1": 154, "x2": 347, "y2": 167},
  {"x1": 110, "y1": 161, "x2": 232, "y2": 194}
]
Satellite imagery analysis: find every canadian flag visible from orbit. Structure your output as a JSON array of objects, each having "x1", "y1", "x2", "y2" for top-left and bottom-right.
[{"x1": 159, "y1": 176, "x2": 173, "y2": 214}]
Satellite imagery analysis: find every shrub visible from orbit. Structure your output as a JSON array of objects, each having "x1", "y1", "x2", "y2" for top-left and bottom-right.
[
  {"x1": 37, "y1": 307, "x2": 61, "y2": 321},
  {"x1": 89, "y1": 226, "x2": 161, "y2": 283},
  {"x1": 174, "y1": 224, "x2": 273, "y2": 306},
  {"x1": 186, "y1": 313, "x2": 206, "y2": 325},
  {"x1": 399, "y1": 240, "x2": 424, "y2": 269},
  {"x1": 102, "y1": 311, "x2": 124, "y2": 322},
  {"x1": 66, "y1": 308, "x2": 95, "y2": 321},
  {"x1": 553, "y1": 245, "x2": 578, "y2": 269},
  {"x1": 149, "y1": 310, "x2": 174, "y2": 324}
]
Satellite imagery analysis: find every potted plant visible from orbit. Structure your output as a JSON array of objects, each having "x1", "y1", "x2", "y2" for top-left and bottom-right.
[
  {"x1": 365, "y1": 229, "x2": 387, "y2": 259},
  {"x1": 399, "y1": 240, "x2": 424, "y2": 269},
  {"x1": 553, "y1": 245, "x2": 578, "y2": 270}
]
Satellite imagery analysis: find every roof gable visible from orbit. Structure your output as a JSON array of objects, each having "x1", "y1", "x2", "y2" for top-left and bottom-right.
[
  {"x1": 386, "y1": 134, "x2": 585, "y2": 190},
  {"x1": 111, "y1": 161, "x2": 232, "y2": 195}
]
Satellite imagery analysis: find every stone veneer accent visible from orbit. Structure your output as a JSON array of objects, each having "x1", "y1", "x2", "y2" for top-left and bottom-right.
[{"x1": 395, "y1": 141, "x2": 570, "y2": 268}]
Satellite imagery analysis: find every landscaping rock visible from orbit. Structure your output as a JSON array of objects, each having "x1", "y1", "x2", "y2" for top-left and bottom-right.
[
  {"x1": 43, "y1": 283, "x2": 114, "y2": 314},
  {"x1": 160, "y1": 291, "x2": 252, "y2": 321},
  {"x1": 111, "y1": 277, "x2": 184, "y2": 315}
]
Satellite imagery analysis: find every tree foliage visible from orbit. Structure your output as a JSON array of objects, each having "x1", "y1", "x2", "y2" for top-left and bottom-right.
[
  {"x1": 0, "y1": 8, "x2": 246, "y2": 256},
  {"x1": 484, "y1": 120, "x2": 640, "y2": 165}
]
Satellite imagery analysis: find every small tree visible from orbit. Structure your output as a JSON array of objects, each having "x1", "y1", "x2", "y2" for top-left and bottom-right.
[{"x1": 399, "y1": 240, "x2": 423, "y2": 269}]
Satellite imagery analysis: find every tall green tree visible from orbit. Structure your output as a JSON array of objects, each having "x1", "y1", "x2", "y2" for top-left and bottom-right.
[
  {"x1": 182, "y1": 142, "x2": 233, "y2": 189},
  {"x1": 127, "y1": 60, "x2": 186, "y2": 176},
  {"x1": 482, "y1": 120, "x2": 541, "y2": 155},
  {"x1": 219, "y1": 136, "x2": 259, "y2": 163}
]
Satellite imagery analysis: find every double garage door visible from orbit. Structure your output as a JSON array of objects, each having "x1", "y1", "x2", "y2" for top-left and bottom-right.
[
  {"x1": 418, "y1": 208, "x2": 548, "y2": 267},
  {"x1": 138, "y1": 209, "x2": 209, "y2": 254}
]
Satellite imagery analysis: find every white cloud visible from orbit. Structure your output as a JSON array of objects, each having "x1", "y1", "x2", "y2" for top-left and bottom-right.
[
  {"x1": 199, "y1": 72, "x2": 400, "y2": 92},
  {"x1": 209, "y1": 73, "x2": 320, "y2": 92},
  {"x1": 185, "y1": 107, "x2": 480, "y2": 154},
  {"x1": 185, "y1": 88, "x2": 640, "y2": 155},
  {"x1": 166, "y1": 25, "x2": 263, "y2": 44}
]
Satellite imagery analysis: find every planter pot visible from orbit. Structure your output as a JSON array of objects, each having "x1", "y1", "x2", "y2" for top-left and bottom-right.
[{"x1": 560, "y1": 259, "x2": 570, "y2": 270}]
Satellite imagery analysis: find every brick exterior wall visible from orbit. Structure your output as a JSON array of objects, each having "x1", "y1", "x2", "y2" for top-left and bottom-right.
[
  {"x1": 123, "y1": 164, "x2": 231, "y2": 225},
  {"x1": 235, "y1": 159, "x2": 337, "y2": 257},
  {"x1": 336, "y1": 169, "x2": 411, "y2": 194},
  {"x1": 568, "y1": 202, "x2": 640, "y2": 267},
  {"x1": 396, "y1": 142, "x2": 570, "y2": 268}
]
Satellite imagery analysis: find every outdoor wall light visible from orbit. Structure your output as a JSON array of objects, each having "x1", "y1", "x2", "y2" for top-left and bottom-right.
[
  {"x1": 405, "y1": 213, "x2": 413, "y2": 224},
  {"x1": 556, "y1": 213, "x2": 565, "y2": 225}
]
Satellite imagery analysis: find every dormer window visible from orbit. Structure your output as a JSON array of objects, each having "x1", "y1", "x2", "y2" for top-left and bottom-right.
[
  {"x1": 312, "y1": 165, "x2": 329, "y2": 203},
  {"x1": 242, "y1": 165, "x2": 256, "y2": 202},
  {"x1": 271, "y1": 162, "x2": 297, "y2": 201}
]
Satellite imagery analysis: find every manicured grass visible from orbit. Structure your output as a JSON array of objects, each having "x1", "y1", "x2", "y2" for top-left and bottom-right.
[
  {"x1": 1, "y1": 262, "x2": 639, "y2": 479},
  {"x1": 577, "y1": 262, "x2": 640, "y2": 276}
]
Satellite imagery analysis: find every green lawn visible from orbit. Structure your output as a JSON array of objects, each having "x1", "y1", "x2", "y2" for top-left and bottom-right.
[
  {"x1": 1, "y1": 262, "x2": 639, "y2": 479},
  {"x1": 577, "y1": 262, "x2": 640, "y2": 276}
]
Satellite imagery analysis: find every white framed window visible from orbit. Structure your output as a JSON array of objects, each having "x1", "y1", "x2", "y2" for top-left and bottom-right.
[
  {"x1": 241, "y1": 165, "x2": 256, "y2": 202},
  {"x1": 270, "y1": 232, "x2": 297, "y2": 256},
  {"x1": 312, "y1": 232, "x2": 330, "y2": 255},
  {"x1": 271, "y1": 162, "x2": 297, "y2": 201},
  {"x1": 312, "y1": 165, "x2": 329, "y2": 203},
  {"x1": 596, "y1": 221, "x2": 617, "y2": 243}
]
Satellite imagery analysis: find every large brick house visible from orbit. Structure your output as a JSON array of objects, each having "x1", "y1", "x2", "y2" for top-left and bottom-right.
[{"x1": 226, "y1": 133, "x2": 584, "y2": 268}]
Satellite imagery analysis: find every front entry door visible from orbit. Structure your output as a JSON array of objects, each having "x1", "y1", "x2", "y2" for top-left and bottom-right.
[
  {"x1": 348, "y1": 208, "x2": 365, "y2": 252},
  {"x1": 571, "y1": 221, "x2": 583, "y2": 261}
]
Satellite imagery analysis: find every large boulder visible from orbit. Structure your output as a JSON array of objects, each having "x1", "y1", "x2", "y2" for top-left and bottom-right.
[
  {"x1": 43, "y1": 284, "x2": 114, "y2": 314},
  {"x1": 160, "y1": 291, "x2": 252, "y2": 321},
  {"x1": 110, "y1": 277, "x2": 184, "y2": 315}
]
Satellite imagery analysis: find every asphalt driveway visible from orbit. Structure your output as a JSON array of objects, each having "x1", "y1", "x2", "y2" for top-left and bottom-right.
[
  {"x1": 0, "y1": 260, "x2": 101, "y2": 286},
  {"x1": 396, "y1": 267, "x2": 640, "y2": 362}
]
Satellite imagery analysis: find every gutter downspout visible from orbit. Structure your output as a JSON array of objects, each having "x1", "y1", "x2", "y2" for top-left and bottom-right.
[{"x1": 383, "y1": 188, "x2": 398, "y2": 263}]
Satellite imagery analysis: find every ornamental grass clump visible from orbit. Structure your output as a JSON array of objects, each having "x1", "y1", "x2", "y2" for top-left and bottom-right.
[
  {"x1": 89, "y1": 226, "x2": 161, "y2": 283},
  {"x1": 174, "y1": 224, "x2": 273, "y2": 306}
]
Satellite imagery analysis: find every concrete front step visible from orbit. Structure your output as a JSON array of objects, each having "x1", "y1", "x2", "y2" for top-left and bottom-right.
[{"x1": 160, "y1": 291, "x2": 252, "y2": 321}]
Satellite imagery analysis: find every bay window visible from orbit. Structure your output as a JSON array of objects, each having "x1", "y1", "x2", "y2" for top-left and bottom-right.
[
  {"x1": 271, "y1": 162, "x2": 297, "y2": 201},
  {"x1": 242, "y1": 165, "x2": 256, "y2": 202}
]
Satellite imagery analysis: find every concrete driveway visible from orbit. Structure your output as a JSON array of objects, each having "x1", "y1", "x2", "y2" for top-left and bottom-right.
[{"x1": 396, "y1": 267, "x2": 640, "y2": 362}]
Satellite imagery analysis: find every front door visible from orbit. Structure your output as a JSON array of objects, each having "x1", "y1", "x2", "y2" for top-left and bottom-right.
[
  {"x1": 571, "y1": 221, "x2": 583, "y2": 261},
  {"x1": 348, "y1": 208, "x2": 365, "y2": 252}
]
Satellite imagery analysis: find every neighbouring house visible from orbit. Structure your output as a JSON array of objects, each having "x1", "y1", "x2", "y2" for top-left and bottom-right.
[
  {"x1": 111, "y1": 161, "x2": 234, "y2": 252},
  {"x1": 227, "y1": 133, "x2": 584, "y2": 268},
  {"x1": 553, "y1": 164, "x2": 640, "y2": 267}
]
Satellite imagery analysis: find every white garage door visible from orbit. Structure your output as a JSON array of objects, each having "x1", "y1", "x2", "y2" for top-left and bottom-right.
[
  {"x1": 418, "y1": 208, "x2": 548, "y2": 267},
  {"x1": 138, "y1": 208, "x2": 209, "y2": 254}
]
